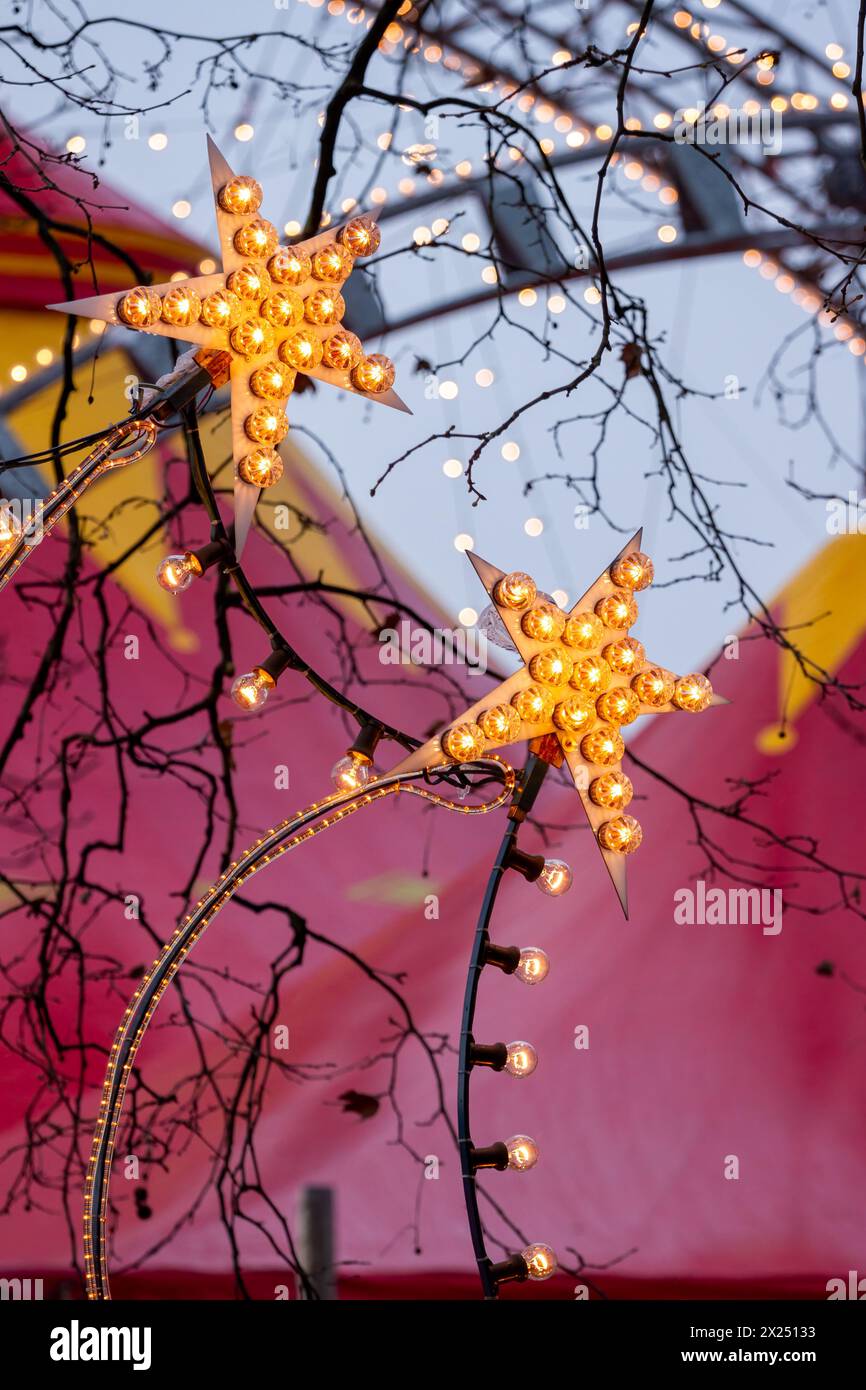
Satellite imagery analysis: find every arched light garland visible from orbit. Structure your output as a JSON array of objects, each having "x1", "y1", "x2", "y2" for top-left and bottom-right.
[
  {"x1": 83, "y1": 758, "x2": 515, "y2": 1301},
  {"x1": 48, "y1": 137, "x2": 409, "y2": 554}
]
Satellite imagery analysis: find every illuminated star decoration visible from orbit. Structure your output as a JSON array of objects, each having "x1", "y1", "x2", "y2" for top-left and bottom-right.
[
  {"x1": 392, "y1": 530, "x2": 728, "y2": 917},
  {"x1": 47, "y1": 137, "x2": 410, "y2": 554}
]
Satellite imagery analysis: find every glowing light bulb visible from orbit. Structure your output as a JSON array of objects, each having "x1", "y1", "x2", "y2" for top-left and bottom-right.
[
  {"x1": 331, "y1": 754, "x2": 372, "y2": 792},
  {"x1": 632, "y1": 666, "x2": 675, "y2": 706},
  {"x1": 269, "y1": 248, "x2": 312, "y2": 286},
  {"x1": 234, "y1": 218, "x2": 278, "y2": 259},
  {"x1": 117, "y1": 287, "x2": 162, "y2": 327},
  {"x1": 201, "y1": 289, "x2": 242, "y2": 328},
  {"x1": 0, "y1": 509, "x2": 22, "y2": 552},
  {"x1": 156, "y1": 553, "x2": 200, "y2": 593},
  {"x1": 514, "y1": 947, "x2": 549, "y2": 985},
  {"x1": 563, "y1": 612, "x2": 604, "y2": 649},
  {"x1": 603, "y1": 637, "x2": 645, "y2": 673},
  {"x1": 227, "y1": 262, "x2": 272, "y2": 301},
  {"x1": 569, "y1": 656, "x2": 612, "y2": 694},
  {"x1": 351, "y1": 354, "x2": 396, "y2": 393},
  {"x1": 312, "y1": 242, "x2": 351, "y2": 280},
  {"x1": 340, "y1": 216, "x2": 381, "y2": 257},
  {"x1": 161, "y1": 286, "x2": 202, "y2": 327},
  {"x1": 504, "y1": 1041, "x2": 538, "y2": 1077},
  {"x1": 580, "y1": 724, "x2": 624, "y2": 765},
  {"x1": 261, "y1": 290, "x2": 304, "y2": 328},
  {"x1": 250, "y1": 361, "x2": 295, "y2": 399},
  {"x1": 231, "y1": 668, "x2": 274, "y2": 710},
  {"x1": 494, "y1": 571, "x2": 537, "y2": 610},
  {"x1": 521, "y1": 602, "x2": 566, "y2": 642},
  {"x1": 511, "y1": 685, "x2": 554, "y2": 723},
  {"x1": 598, "y1": 814, "x2": 643, "y2": 854},
  {"x1": 596, "y1": 590, "x2": 638, "y2": 629},
  {"x1": 506, "y1": 1135, "x2": 539, "y2": 1171},
  {"x1": 279, "y1": 330, "x2": 324, "y2": 372},
  {"x1": 536, "y1": 859, "x2": 572, "y2": 896},
  {"x1": 589, "y1": 771, "x2": 634, "y2": 810},
  {"x1": 478, "y1": 704, "x2": 522, "y2": 743},
  {"x1": 596, "y1": 687, "x2": 640, "y2": 726},
  {"x1": 304, "y1": 288, "x2": 345, "y2": 325},
  {"x1": 611, "y1": 550, "x2": 654, "y2": 591},
  {"x1": 552, "y1": 693, "x2": 595, "y2": 734},
  {"x1": 529, "y1": 646, "x2": 573, "y2": 687},
  {"x1": 442, "y1": 721, "x2": 486, "y2": 762},
  {"x1": 219, "y1": 176, "x2": 264, "y2": 215},
  {"x1": 521, "y1": 1243, "x2": 557, "y2": 1280},
  {"x1": 673, "y1": 673, "x2": 713, "y2": 712},
  {"x1": 244, "y1": 405, "x2": 288, "y2": 446},
  {"x1": 238, "y1": 447, "x2": 284, "y2": 488},
  {"x1": 231, "y1": 319, "x2": 275, "y2": 357},
  {"x1": 322, "y1": 329, "x2": 363, "y2": 371}
]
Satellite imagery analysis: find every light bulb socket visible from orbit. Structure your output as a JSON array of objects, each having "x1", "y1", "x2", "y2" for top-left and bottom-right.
[
  {"x1": 504, "y1": 845, "x2": 545, "y2": 883},
  {"x1": 488, "y1": 1253, "x2": 530, "y2": 1286},
  {"x1": 468, "y1": 1040, "x2": 508, "y2": 1072},
  {"x1": 468, "y1": 1141, "x2": 509, "y2": 1172},
  {"x1": 482, "y1": 942, "x2": 520, "y2": 974},
  {"x1": 189, "y1": 536, "x2": 233, "y2": 575},
  {"x1": 257, "y1": 647, "x2": 294, "y2": 685},
  {"x1": 348, "y1": 719, "x2": 384, "y2": 764}
]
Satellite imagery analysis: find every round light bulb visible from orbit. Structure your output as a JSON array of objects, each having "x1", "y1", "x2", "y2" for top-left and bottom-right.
[
  {"x1": 477, "y1": 703, "x2": 522, "y2": 743},
  {"x1": 279, "y1": 330, "x2": 324, "y2": 372},
  {"x1": 156, "y1": 553, "x2": 199, "y2": 593},
  {"x1": 340, "y1": 216, "x2": 381, "y2": 257},
  {"x1": 511, "y1": 684, "x2": 554, "y2": 723},
  {"x1": 610, "y1": 550, "x2": 654, "y2": 591},
  {"x1": 331, "y1": 754, "x2": 372, "y2": 792},
  {"x1": 563, "y1": 612, "x2": 603, "y2": 649},
  {"x1": 312, "y1": 242, "x2": 351, "y2": 280},
  {"x1": 244, "y1": 405, "x2": 289, "y2": 446},
  {"x1": 536, "y1": 860, "x2": 572, "y2": 896},
  {"x1": 441, "y1": 721, "x2": 485, "y2": 762},
  {"x1": 673, "y1": 673, "x2": 713, "y2": 712},
  {"x1": 632, "y1": 666, "x2": 675, "y2": 706},
  {"x1": 226, "y1": 262, "x2": 272, "y2": 301},
  {"x1": 250, "y1": 361, "x2": 295, "y2": 400},
  {"x1": 596, "y1": 590, "x2": 638, "y2": 629},
  {"x1": 504, "y1": 1041, "x2": 538, "y2": 1078},
  {"x1": 596, "y1": 687, "x2": 640, "y2": 726},
  {"x1": 261, "y1": 289, "x2": 304, "y2": 328},
  {"x1": 529, "y1": 646, "x2": 573, "y2": 687},
  {"x1": 231, "y1": 669, "x2": 274, "y2": 710},
  {"x1": 505, "y1": 1135, "x2": 539, "y2": 1171},
  {"x1": 322, "y1": 329, "x2": 363, "y2": 371},
  {"x1": 118, "y1": 287, "x2": 162, "y2": 327},
  {"x1": 269, "y1": 247, "x2": 312, "y2": 286},
  {"x1": 161, "y1": 286, "x2": 202, "y2": 327},
  {"x1": 514, "y1": 947, "x2": 550, "y2": 985},
  {"x1": 494, "y1": 571, "x2": 537, "y2": 611},
  {"x1": 598, "y1": 813, "x2": 643, "y2": 854},
  {"x1": 552, "y1": 694, "x2": 595, "y2": 735},
  {"x1": 521, "y1": 602, "x2": 566, "y2": 643},
  {"x1": 234, "y1": 218, "x2": 278, "y2": 259},
  {"x1": 219, "y1": 176, "x2": 263, "y2": 215},
  {"x1": 603, "y1": 637, "x2": 645, "y2": 673},
  {"x1": 238, "y1": 447, "x2": 284, "y2": 488},
  {"x1": 351, "y1": 354, "x2": 396, "y2": 394},
  {"x1": 589, "y1": 771, "x2": 634, "y2": 810},
  {"x1": 201, "y1": 289, "x2": 242, "y2": 328},
  {"x1": 231, "y1": 318, "x2": 274, "y2": 358},
  {"x1": 521, "y1": 1243, "x2": 557, "y2": 1281},
  {"x1": 570, "y1": 656, "x2": 613, "y2": 694},
  {"x1": 304, "y1": 287, "x2": 345, "y2": 325},
  {"x1": 580, "y1": 724, "x2": 624, "y2": 766}
]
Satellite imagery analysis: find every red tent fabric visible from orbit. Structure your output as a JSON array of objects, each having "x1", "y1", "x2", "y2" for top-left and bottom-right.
[{"x1": 2, "y1": 418, "x2": 865, "y2": 1298}]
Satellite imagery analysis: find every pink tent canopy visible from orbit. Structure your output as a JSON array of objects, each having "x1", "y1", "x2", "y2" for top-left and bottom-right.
[{"x1": 2, "y1": 437, "x2": 865, "y2": 1297}]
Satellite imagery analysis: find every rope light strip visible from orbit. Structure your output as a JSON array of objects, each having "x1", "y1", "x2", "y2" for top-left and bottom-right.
[{"x1": 83, "y1": 759, "x2": 514, "y2": 1300}]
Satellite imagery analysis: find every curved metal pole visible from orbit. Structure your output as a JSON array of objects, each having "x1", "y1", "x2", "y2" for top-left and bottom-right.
[
  {"x1": 83, "y1": 759, "x2": 513, "y2": 1301},
  {"x1": 457, "y1": 753, "x2": 550, "y2": 1300}
]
